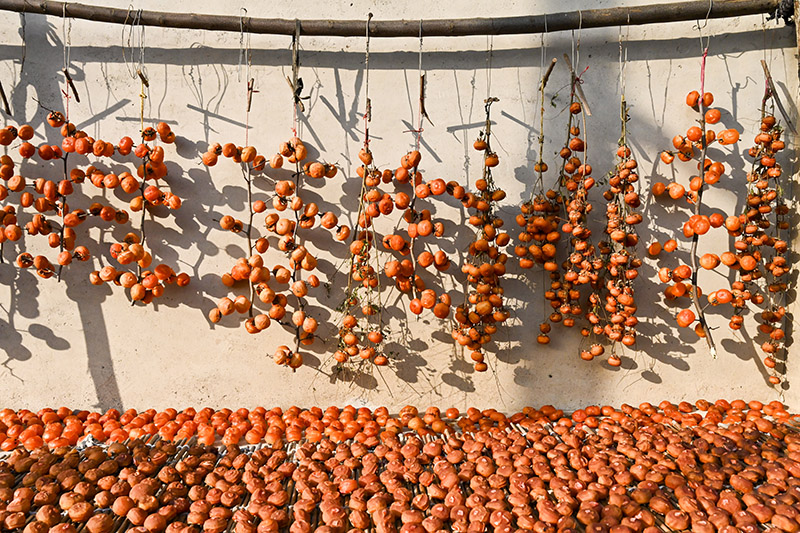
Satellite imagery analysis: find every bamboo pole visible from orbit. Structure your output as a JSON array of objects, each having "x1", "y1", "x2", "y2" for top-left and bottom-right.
[{"x1": 0, "y1": 0, "x2": 781, "y2": 37}]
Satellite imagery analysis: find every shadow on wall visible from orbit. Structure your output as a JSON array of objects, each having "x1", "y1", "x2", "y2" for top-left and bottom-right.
[{"x1": 0, "y1": 9, "x2": 796, "y2": 406}]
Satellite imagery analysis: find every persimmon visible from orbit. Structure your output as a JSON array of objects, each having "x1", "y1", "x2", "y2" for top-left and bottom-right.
[
  {"x1": 720, "y1": 129, "x2": 739, "y2": 144},
  {"x1": 676, "y1": 309, "x2": 696, "y2": 328},
  {"x1": 46, "y1": 111, "x2": 65, "y2": 128},
  {"x1": 17, "y1": 124, "x2": 33, "y2": 140},
  {"x1": 704, "y1": 108, "x2": 721, "y2": 124},
  {"x1": 686, "y1": 126, "x2": 702, "y2": 142},
  {"x1": 699, "y1": 253, "x2": 720, "y2": 270},
  {"x1": 738, "y1": 255, "x2": 757, "y2": 271},
  {"x1": 692, "y1": 216, "x2": 710, "y2": 235},
  {"x1": 667, "y1": 183, "x2": 685, "y2": 199}
]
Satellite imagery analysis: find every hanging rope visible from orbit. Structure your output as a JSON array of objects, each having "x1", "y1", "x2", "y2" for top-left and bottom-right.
[
  {"x1": 137, "y1": 11, "x2": 146, "y2": 79},
  {"x1": 238, "y1": 8, "x2": 247, "y2": 82},
  {"x1": 697, "y1": 0, "x2": 713, "y2": 97},
  {"x1": 137, "y1": 17, "x2": 148, "y2": 139},
  {"x1": 61, "y1": 3, "x2": 70, "y2": 75},
  {"x1": 571, "y1": 10, "x2": 583, "y2": 69},
  {"x1": 413, "y1": 20, "x2": 424, "y2": 151},
  {"x1": 618, "y1": 13, "x2": 630, "y2": 100},
  {"x1": 402, "y1": 21, "x2": 427, "y2": 149},
  {"x1": 290, "y1": 20, "x2": 301, "y2": 137},
  {"x1": 363, "y1": 13, "x2": 372, "y2": 150},
  {"x1": 698, "y1": 0, "x2": 712, "y2": 95},
  {"x1": 240, "y1": 9, "x2": 254, "y2": 146},
  {"x1": 122, "y1": 7, "x2": 145, "y2": 80},
  {"x1": 534, "y1": 15, "x2": 548, "y2": 196},
  {"x1": 540, "y1": 15, "x2": 546, "y2": 77},
  {"x1": 486, "y1": 35, "x2": 494, "y2": 99},
  {"x1": 61, "y1": 2, "x2": 73, "y2": 118},
  {"x1": 121, "y1": 5, "x2": 136, "y2": 78}
]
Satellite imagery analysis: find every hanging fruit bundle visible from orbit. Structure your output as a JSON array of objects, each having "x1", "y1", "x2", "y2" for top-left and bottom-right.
[
  {"x1": 726, "y1": 111, "x2": 789, "y2": 383},
  {"x1": 1, "y1": 109, "x2": 189, "y2": 303},
  {"x1": 207, "y1": 135, "x2": 339, "y2": 370},
  {"x1": 334, "y1": 146, "x2": 388, "y2": 366},
  {"x1": 544, "y1": 93, "x2": 601, "y2": 340},
  {"x1": 516, "y1": 191, "x2": 561, "y2": 272},
  {"x1": 515, "y1": 59, "x2": 560, "y2": 276},
  {"x1": 452, "y1": 98, "x2": 510, "y2": 372},
  {"x1": 381, "y1": 149, "x2": 457, "y2": 319},
  {"x1": 593, "y1": 99, "x2": 642, "y2": 358},
  {"x1": 514, "y1": 58, "x2": 563, "y2": 345},
  {"x1": 652, "y1": 86, "x2": 743, "y2": 357},
  {"x1": 96, "y1": 122, "x2": 188, "y2": 303}
]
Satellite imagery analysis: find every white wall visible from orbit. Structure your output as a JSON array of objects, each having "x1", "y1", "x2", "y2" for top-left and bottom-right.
[{"x1": 0, "y1": 0, "x2": 797, "y2": 412}]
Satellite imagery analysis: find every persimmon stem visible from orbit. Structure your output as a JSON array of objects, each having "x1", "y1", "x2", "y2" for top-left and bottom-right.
[
  {"x1": 344, "y1": 166, "x2": 368, "y2": 304},
  {"x1": 242, "y1": 163, "x2": 254, "y2": 318},
  {"x1": 137, "y1": 156, "x2": 149, "y2": 250},
  {"x1": 291, "y1": 160, "x2": 305, "y2": 361},
  {"x1": 533, "y1": 58, "x2": 557, "y2": 198},
  {"x1": 56, "y1": 153, "x2": 69, "y2": 282}
]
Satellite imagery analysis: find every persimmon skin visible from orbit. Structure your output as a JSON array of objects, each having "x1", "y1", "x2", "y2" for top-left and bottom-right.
[
  {"x1": 704, "y1": 109, "x2": 721, "y2": 124},
  {"x1": 676, "y1": 309, "x2": 696, "y2": 328}
]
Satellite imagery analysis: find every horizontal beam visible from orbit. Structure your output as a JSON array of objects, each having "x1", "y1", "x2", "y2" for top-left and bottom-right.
[{"x1": 0, "y1": 0, "x2": 782, "y2": 37}]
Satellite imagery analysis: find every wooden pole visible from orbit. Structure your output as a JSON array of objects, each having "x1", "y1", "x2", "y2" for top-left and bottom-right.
[{"x1": 0, "y1": 0, "x2": 781, "y2": 37}]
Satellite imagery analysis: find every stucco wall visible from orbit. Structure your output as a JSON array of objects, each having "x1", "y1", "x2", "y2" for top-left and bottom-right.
[{"x1": 0, "y1": 0, "x2": 797, "y2": 412}]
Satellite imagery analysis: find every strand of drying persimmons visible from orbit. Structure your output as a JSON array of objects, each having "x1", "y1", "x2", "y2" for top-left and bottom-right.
[
  {"x1": 134, "y1": 74, "x2": 150, "y2": 289},
  {"x1": 405, "y1": 21, "x2": 426, "y2": 306},
  {"x1": 340, "y1": 14, "x2": 373, "y2": 332},
  {"x1": 56, "y1": 10, "x2": 73, "y2": 282},
  {"x1": 335, "y1": 13, "x2": 387, "y2": 367},
  {"x1": 687, "y1": 46, "x2": 717, "y2": 357},
  {"x1": 363, "y1": 14, "x2": 387, "y2": 348},
  {"x1": 240, "y1": 22, "x2": 257, "y2": 318},
  {"x1": 574, "y1": 70, "x2": 605, "y2": 355},
  {"x1": 600, "y1": 18, "x2": 641, "y2": 356},
  {"x1": 287, "y1": 29, "x2": 308, "y2": 363},
  {"x1": 534, "y1": 54, "x2": 556, "y2": 324}
]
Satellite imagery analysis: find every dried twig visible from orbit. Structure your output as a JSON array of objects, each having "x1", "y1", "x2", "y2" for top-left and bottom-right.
[
  {"x1": 760, "y1": 60, "x2": 796, "y2": 134},
  {"x1": 419, "y1": 74, "x2": 433, "y2": 126},
  {"x1": 562, "y1": 53, "x2": 591, "y2": 116},
  {"x1": 63, "y1": 69, "x2": 80, "y2": 103},
  {"x1": 0, "y1": 81, "x2": 11, "y2": 115}
]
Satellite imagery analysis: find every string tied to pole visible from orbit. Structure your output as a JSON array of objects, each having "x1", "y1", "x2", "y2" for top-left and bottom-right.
[
  {"x1": 574, "y1": 65, "x2": 590, "y2": 85},
  {"x1": 287, "y1": 20, "x2": 308, "y2": 138},
  {"x1": 618, "y1": 12, "x2": 630, "y2": 99},
  {"x1": 362, "y1": 12, "x2": 373, "y2": 150},
  {"x1": 239, "y1": 8, "x2": 256, "y2": 145},
  {"x1": 61, "y1": 2, "x2": 77, "y2": 117},
  {"x1": 237, "y1": 7, "x2": 249, "y2": 82},
  {"x1": 405, "y1": 19, "x2": 432, "y2": 152},
  {"x1": 697, "y1": 0, "x2": 712, "y2": 97}
]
